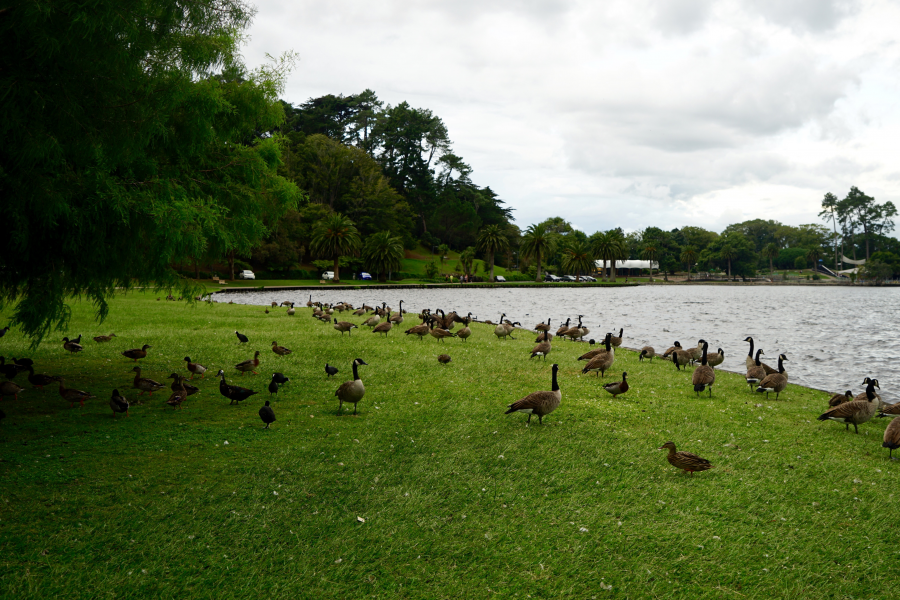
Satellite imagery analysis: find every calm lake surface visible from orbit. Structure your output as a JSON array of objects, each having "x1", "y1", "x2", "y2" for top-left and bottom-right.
[{"x1": 214, "y1": 285, "x2": 898, "y2": 402}]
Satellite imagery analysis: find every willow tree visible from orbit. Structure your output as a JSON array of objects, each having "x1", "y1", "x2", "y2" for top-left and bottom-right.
[
  {"x1": 477, "y1": 225, "x2": 509, "y2": 282},
  {"x1": 520, "y1": 224, "x2": 557, "y2": 282},
  {"x1": 0, "y1": 0, "x2": 302, "y2": 341},
  {"x1": 362, "y1": 231, "x2": 404, "y2": 282},
  {"x1": 311, "y1": 213, "x2": 361, "y2": 283}
]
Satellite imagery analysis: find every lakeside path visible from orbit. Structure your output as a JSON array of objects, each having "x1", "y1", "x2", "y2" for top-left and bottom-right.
[{"x1": 0, "y1": 292, "x2": 895, "y2": 598}]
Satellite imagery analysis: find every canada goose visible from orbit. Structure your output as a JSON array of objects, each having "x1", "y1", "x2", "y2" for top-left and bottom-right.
[
  {"x1": 166, "y1": 374, "x2": 188, "y2": 410},
  {"x1": 582, "y1": 333, "x2": 615, "y2": 377},
  {"x1": 184, "y1": 357, "x2": 207, "y2": 379},
  {"x1": 324, "y1": 364, "x2": 338, "y2": 378},
  {"x1": 687, "y1": 339, "x2": 706, "y2": 364},
  {"x1": 535, "y1": 331, "x2": 553, "y2": 343},
  {"x1": 457, "y1": 322, "x2": 472, "y2": 342},
  {"x1": 0, "y1": 380, "x2": 24, "y2": 401},
  {"x1": 373, "y1": 313, "x2": 393, "y2": 337},
  {"x1": 333, "y1": 318, "x2": 357, "y2": 337},
  {"x1": 535, "y1": 319, "x2": 551, "y2": 333},
  {"x1": 110, "y1": 389, "x2": 129, "y2": 417},
  {"x1": 26, "y1": 366, "x2": 54, "y2": 389},
  {"x1": 692, "y1": 341, "x2": 715, "y2": 397},
  {"x1": 281, "y1": 300, "x2": 292, "y2": 307},
  {"x1": 494, "y1": 313, "x2": 513, "y2": 340},
  {"x1": 259, "y1": 401, "x2": 276, "y2": 429},
  {"x1": 662, "y1": 341, "x2": 683, "y2": 359},
  {"x1": 743, "y1": 336, "x2": 756, "y2": 370},
  {"x1": 883, "y1": 417, "x2": 900, "y2": 458},
  {"x1": 756, "y1": 354, "x2": 788, "y2": 400},
  {"x1": 389, "y1": 301, "x2": 405, "y2": 324},
  {"x1": 829, "y1": 390, "x2": 854, "y2": 407},
  {"x1": 235, "y1": 331, "x2": 249, "y2": 344},
  {"x1": 505, "y1": 363, "x2": 561, "y2": 424},
  {"x1": 216, "y1": 369, "x2": 258, "y2": 405},
  {"x1": 658, "y1": 441, "x2": 713, "y2": 476},
  {"x1": 566, "y1": 316, "x2": 586, "y2": 341},
  {"x1": 429, "y1": 322, "x2": 456, "y2": 342},
  {"x1": 268, "y1": 375, "x2": 279, "y2": 397},
  {"x1": 853, "y1": 377, "x2": 881, "y2": 403},
  {"x1": 362, "y1": 313, "x2": 381, "y2": 328},
  {"x1": 745, "y1": 349, "x2": 767, "y2": 390},
  {"x1": 530, "y1": 336, "x2": 552, "y2": 360},
  {"x1": 335, "y1": 358, "x2": 368, "y2": 415},
  {"x1": 438, "y1": 354, "x2": 452, "y2": 365},
  {"x1": 272, "y1": 372, "x2": 289, "y2": 385},
  {"x1": 877, "y1": 401, "x2": 900, "y2": 418},
  {"x1": 610, "y1": 328, "x2": 624, "y2": 348},
  {"x1": 706, "y1": 348, "x2": 724, "y2": 368},
  {"x1": 638, "y1": 347, "x2": 655, "y2": 362},
  {"x1": 578, "y1": 332, "x2": 612, "y2": 361},
  {"x1": 271, "y1": 341, "x2": 292, "y2": 356},
  {"x1": 235, "y1": 351, "x2": 261, "y2": 376},
  {"x1": 54, "y1": 377, "x2": 95, "y2": 408},
  {"x1": 603, "y1": 372, "x2": 629, "y2": 398},
  {"x1": 405, "y1": 322, "x2": 430, "y2": 340},
  {"x1": 352, "y1": 306, "x2": 367, "y2": 316},
  {"x1": 818, "y1": 378, "x2": 881, "y2": 433},
  {"x1": 556, "y1": 318, "x2": 572, "y2": 338},
  {"x1": 122, "y1": 344, "x2": 151, "y2": 362},
  {"x1": 306, "y1": 295, "x2": 314, "y2": 308},
  {"x1": 287, "y1": 303, "x2": 295, "y2": 316},
  {"x1": 271, "y1": 301, "x2": 278, "y2": 308},
  {"x1": 93, "y1": 333, "x2": 117, "y2": 343},
  {"x1": 62, "y1": 336, "x2": 83, "y2": 354}
]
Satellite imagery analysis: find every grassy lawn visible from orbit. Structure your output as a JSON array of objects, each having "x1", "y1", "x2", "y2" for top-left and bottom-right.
[{"x1": 0, "y1": 294, "x2": 894, "y2": 598}]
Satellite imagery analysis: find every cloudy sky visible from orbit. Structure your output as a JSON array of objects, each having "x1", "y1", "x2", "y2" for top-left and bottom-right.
[{"x1": 242, "y1": 0, "x2": 900, "y2": 235}]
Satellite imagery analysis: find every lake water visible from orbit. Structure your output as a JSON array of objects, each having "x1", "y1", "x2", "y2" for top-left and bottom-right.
[{"x1": 214, "y1": 285, "x2": 898, "y2": 403}]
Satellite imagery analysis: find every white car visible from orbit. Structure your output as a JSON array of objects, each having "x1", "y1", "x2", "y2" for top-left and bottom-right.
[
  {"x1": 494, "y1": 275, "x2": 507, "y2": 282},
  {"x1": 238, "y1": 270, "x2": 255, "y2": 280},
  {"x1": 322, "y1": 271, "x2": 335, "y2": 280}
]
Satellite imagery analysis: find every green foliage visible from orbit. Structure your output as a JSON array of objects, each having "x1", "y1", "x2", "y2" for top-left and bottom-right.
[
  {"x1": 362, "y1": 232, "x2": 405, "y2": 282},
  {"x1": 590, "y1": 230, "x2": 626, "y2": 282},
  {"x1": 776, "y1": 248, "x2": 808, "y2": 270},
  {"x1": 424, "y1": 261, "x2": 440, "y2": 280},
  {"x1": 459, "y1": 247, "x2": 476, "y2": 277},
  {"x1": 310, "y1": 213, "x2": 362, "y2": 282},
  {"x1": 477, "y1": 225, "x2": 510, "y2": 282},
  {"x1": 861, "y1": 259, "x2": 893, "y2": 284},
  {"x1": 521, "y1": 224, "x2": 558, "y2": 282},
  {"x1": 794, "y1": 256, "x2": 807, "y2": 270},
  {"x1": 559, "y1": 240, "x2": 595, "y2": 281}
]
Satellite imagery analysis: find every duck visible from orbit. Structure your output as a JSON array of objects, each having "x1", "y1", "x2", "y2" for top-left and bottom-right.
[
  {"x1": 333, "y1": 318, "x2": 357, "y2": 336},
  {"x1": 235, "y1": 351, "x2": 261, "y2": 375},
  {"x1": 0, "y1": 380, "x2": 24, "y2": 401},
  {"x1": 335, "y1": 358, "x2": 368, "y2": 415},
  {"x1": 271, "y1": 341, "x2": 292, "y2": 357},
  {"x1": 745, "y1": 349, "x2": 767, "y2": 390},
  {"x1": 610, "y1": 328, "x2": 624, "y2": 348},
  {"x1": 324, "y1": 364, "x2": 338, "y2": 378},
  {"x1": 404, "y1": 322, "x2": 430, "y2": 340},
  {"x1": 132, "y1": 366, "x2": 165, "y2": 396},
  {"x1": 530, "y1": 334, "x2": 551, "y2": 360},
  {"x1": 659, "y1": 441, "x2": 713, "y2": 476},
  {"x1": 184, "y1": 357, "x2": 207, "y2": 380},
  {"x1": 12, "y1": 357, "x2": 33, "y2": 369},
  {"x1": 166, "y1": 374, "x2": 188, "y2": 410},
  {"x1": 818, "y1": 378, "x2": 882, "y2": 433},
  {"x1": 259, "y1": 401, "x2": 276, "y2": 429},
  {"x1": 26, "y1": 366, "x2": 54, "y2": 389},
  {"x1": 372, "y1": 313, "x2": 393, "y2": 337},
  {"x1": 93, "y1": 333, "x2": 117, "y2": 343},
  {"x1": 883, "y1": 417, "x2": 900, "y2": 459},
  {"x1": 122, "y1": 344, "x2": 151, "y2": 362},
  {"x1": 429, "y1": 322, "x2": 456, "y2": 343},
  {"x1": 692, "y1": 341, "x2": 715, "y2": 397},
  {"x1": 169, "y1": 373, "x2": 199, "y2": 396},
  {"x1": 216, "y1": 369, "x2": 259, "y2": 405},
  {"x1": 582, "y1": 333, "x2": 615, "y2": 377},
  {"x1": 0, "y1": 357, "x2": 19, "y2": 380},
  {"x1": 62, "y1": 336, "x2": 84, "y2": 354},
  {"x1": 235, "y1": 331, "x2": 249, "y2": 344},
  {"x1": 505, "y1": 363, "x2": 561, "y2": 424},
  {"x1": 268, "y1": 375, "x2": 279, "y2": 397},
  {"x1": 638, "y1": 347, "x2": 655, "y2": 362},
  {"x1": 829, "y1": 390, "x2": 854, "y2": 408},
  {"x1": 438, "y1": 354, "x2": 452, "y2": 365},
  {"x1": 109, "y1": 389, "x2": 129, "y2": 417},
  {"x1": 55, "y1": 377, "x2": 95, "y2": 408},
  {"x1": 603, "y1": 372, "x2": 629, "y2": 398},
  {"x1": 755, "y1": 354, "x2": 788, "y2": 400}
]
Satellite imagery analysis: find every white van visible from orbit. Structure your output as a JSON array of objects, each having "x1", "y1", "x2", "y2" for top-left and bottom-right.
[
  {"x1": 322, "y1": 271, "x2": 335, "y2": 280},
  {"x1": 238, "y1": 270, "x2": 255, "y2": 280}
]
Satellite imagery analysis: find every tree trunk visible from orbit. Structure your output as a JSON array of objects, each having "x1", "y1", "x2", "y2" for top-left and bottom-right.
[
  {"x1": 769, "y1": 258, "x2": 774, "y2": 277},
  {"x1": 649, "y1": 259, "x2": 654, "y2": 282},
  {"x1": 194, "y1": 257, "x2": 199, "y2": 279},
  {"x1": 489, "y1": 252, "x2": 495, "y2": 283},
  {"x1": 535, "y1": 249, "x2": 542, "y2": 282},
  {"x1": 611, "y1": 259, "x2": 617, "y2": 282},
  {"x1": 333, "y1": 256, "x2": 340, "y2": 283},
  {"x1": 727, "y1": 259, "x2": 731, "y2": 280},
  {"x1": 228, "y1": 250, "x2": 235, "y2": 281}
]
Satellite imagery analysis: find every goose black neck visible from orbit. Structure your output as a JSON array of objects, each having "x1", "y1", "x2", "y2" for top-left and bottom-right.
[
  {"x1": 605, "y1": 334, "x2": 611, "y2": 351},
  {"x1": 352, "y1": 362, "x2": 360, "y2": 380},
  {"x1": 551, "y1": 367, "x2": 559, "y2": 391},
  {"x1": 701, "y1": 344, "x2": 708, "y2": 366},
  {"x1": 755, "y1": 349, "x2": 763, "y2": 366},
  {"x1": 778, "y1": 356, "x2": 785, "y2": 373},
  {"x1": 618, "y1": 328, "x2": 623, "y2": 336},
  {"x1": 746, "y1": 337, "x2": 754, "y2": 358},
  {"x1": 866, "y1": 380, "x2": 876, "y2": 399}
]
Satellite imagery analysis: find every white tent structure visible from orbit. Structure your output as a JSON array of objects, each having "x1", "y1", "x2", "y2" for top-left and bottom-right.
[{"x1": 595, "y1": 260, "x2": 658, "y2": 270}]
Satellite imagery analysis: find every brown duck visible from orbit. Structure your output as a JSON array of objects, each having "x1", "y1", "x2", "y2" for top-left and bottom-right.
[
  {"x1": 235, "y1": 351, "x2": 261, "y2": 375},
  {"x1": 122, "y1": 344, "x2": 151, "y2": 362},
  {"x1": 93, "y1": 333, "x2": 117, "y2": 343},
  {"x1": 132, "y1": 366, "x2": 165, "y2": 396},
  {"x1": 55, "y1": 377, "x2": 96, "y2": 408},
  {"x1": 271, "y1": 341, "x2": 292, "y2": 357},
  {"x1": 659, "y1": 441, "x2": 713, "y2": 476}
]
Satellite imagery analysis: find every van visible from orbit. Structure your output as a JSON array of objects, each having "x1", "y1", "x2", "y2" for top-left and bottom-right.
[{"x1": 322, "y1": 271, "x2": 335, "y2": 280}]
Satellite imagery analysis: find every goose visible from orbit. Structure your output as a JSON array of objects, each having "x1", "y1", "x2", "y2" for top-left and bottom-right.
[
  {"x1": 335, "y1": 358, "x2": 368, "y2": 415},
  {"x1": 687, "y1": 339, "x2": 705, "y2": 364},
  {"x1": 26, "y1": 366, "x2": 54, "y2": 389},
  {"x1": 535, "y1": 318, "x2": 551, "y2": 333},
  {"x1": 853, "y1": 378, "x2": 881, "y2": 403},
  {"x1": 829, "y1": 390, "x2": 854, "y2": 408},
  {"x1": 62, "y1": 336, "x2": 84, "y2": 354},
  {"x1": 373, "y1": 313, "x2": 393, "y2": 337},
  {"x1": 333, "y1": 318, "x2": 357, "y2": 337},
  {"x1": 744, "y1": 336, "x2": 777, "y2": 375},
  {"x1": 287, "y1": 303, "x2": 295, "y2": 316},
  {"x1": 389, "y1": 301, "x2": 405, "y2": 324},
  {"x1": 666, "y1": 342, "x2": 692, "y2": 371},
  {"x1": 877, "y1": 401, "x2": 900, "y2": 418},
  {"x1": 216, "y1": 369, "x2": 258, "y2": 405},
  {"x1": 706, "y1": 348, "x2": 725, "y2": 368},
  {"x1": 662, "y1": 341, "x2": 683, "y2": 359},
  {"x1": 306, "y1": 295, "x2": 314, "y2": 308},
  {"x1": 184, "y1": 357, "x2": 207, "y2": 379},
  {"x1": 405, "y1": 322, "x2": 430, "y2": 340},
  {"x1": 235, "y1": 331, "x2": 249, "y2": 344},
  {"x1": 93, "y1": 333, "x2": 117, "y2": 343},
  {"x1": 259, "y1": 401, "x2": 276, "y2": 429},
  {"x1": 362, "y1": 313, "x2": 381, "y2": 328},
  {"x1": 745, "y1": 349, "x2": 767, "y2": 390},
  {"x1": 535, "y1": 331, "x2": 553, "y2": 343},
  {"x1": 271, "y1": 341, "x2": 292, "y2": 356},
  {"x1": 638, "y1": 347, "x2": 655, "y2": 362},
  {"x1": 505, "y1": 363, "x2": 561, "y2": 424},
  {"x1": 818, "y1": 378, "x2": 881, "y2": 433},
  {"x1": 0, "y1": 380, "x2": 24, "y2": 401},
  {"x1": 566, "y1": 316, "x2": 586, "y2": 342},
  {"x1": 270, "y1": 301, "x2": 278, "y2": 308},
  {"x1": 109, "y1": 389, "x2": 129, "y2": 417},
  {"x1": 235, "y1": 351, "x2": 261, "y2": 376},
  {"x1": 281, "y1": 300, "x2": 292, "y2": 307},
  {"x1": 755, "y1": 354, "x2": 788, "y2": 400},
  {"x1": 578, "y1": 332, "x2": 612, "y2": 361},
  {"x1": 582, "y1": 333, "x2": 615, "y2": 377},
  {"x1": 122, "y1": 344, "x2": 151, "y2": 362},
  {"x1": 166, "y1": 374, "x2": 188, "y2": 410},
  {"x1": 610, "y1": 328, "x2": 624, "y2": 348},
  {"x1": 692, "y1": 341, "x2": 715, "y2": 397},
  {"x1": 603, "y1": 372, "x2": 629, "y2": 398},
  {"x1": 530, "y1": 335, "x2": 552, "y2": 360},
  {"x1": 658, "y1": 441, "x2": 713, "y2": 476},
  {"x1": 429, "y1": 322, "x2": 456, "y2": 343},
  {"x1": 352, "y1": 306, "x2": 368, "y2": 316},
  {"x1": 883, "y1": 417, "x2": 900, "y2": 459},
  {"x1": 132, "y1": 366, "x2": 165, "y2": 396},
  {"x1": 272, "y1": 372, "x2": 289, "y2": 385},
  {"x1": 438, "y1": 354, "x2": 452, "y2": 365},
  {"x1": 457, "y1": 321, "x2": 472, "y2": 342},
  {"x1": 54, "y1": 377, "x2": 95, "y2": 408},
  {"x1": 324, "y1": 364, "x2": 338, "y2": 378},
  {"x1": 556, "y1": 318, "x2": 572, "y2": 338},
  {"x1": 493, "y1": 313, "x2": 511, "y2": 340}
]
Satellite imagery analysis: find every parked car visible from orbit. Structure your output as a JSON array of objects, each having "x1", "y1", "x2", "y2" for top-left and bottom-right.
[
  {"x1": 544, "y1": 273, "x2": 561, "y2": 282},
  {"x1": 581, "y1": 275, "x2": 596, "y2": 282},
  {"x1": 562, "y1": 275, "x2": 579, "y2": 282},
  {"x1": 322, "y1": 271, "x2": 335, "y2": 280},
  {"x1": 238, "y1": 270, "x2": 255, "y2": 280},
  {"x1": 494, "y1": 275, "x2": 507, "y2": 282},
  {"x1": 360, "y1": 272, "x2": 373, "y2": 280}
]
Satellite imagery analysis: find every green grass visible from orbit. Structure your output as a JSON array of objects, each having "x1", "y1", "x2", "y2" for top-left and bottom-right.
[{"x1": 0, "y1": 294, "x2": 895, "y2": 598}]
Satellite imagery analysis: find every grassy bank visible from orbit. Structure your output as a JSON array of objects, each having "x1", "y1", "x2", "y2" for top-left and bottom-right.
[{"x1": 0, "y1": 294, "x2": 895, "y2": 598}]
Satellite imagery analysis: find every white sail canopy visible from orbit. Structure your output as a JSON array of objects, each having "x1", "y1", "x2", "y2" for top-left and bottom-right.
[
  {"x1": 595, "y1": 260, "x2": 658, "y2": 269},
  {"x1": 841, "y1": 255, "x2": 866, "y2": 265}
]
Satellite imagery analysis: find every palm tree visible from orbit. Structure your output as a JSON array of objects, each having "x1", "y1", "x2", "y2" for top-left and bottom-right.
[
  {"x1": 680, "y1": 245, "x2": 697, "y2": 280},
  {"x1": 560, "y1": 240, "x2": 595, "y2": 282},
  {"x1": 520, "y1": 223, "x2": 556, "y2": 282},
  {"x1": 438, "y1": 243, "x2": 450, "y2": 274},
  {"x1": 362, "y1": 231, "x2": 404, "y2": 282},
  {"x1": 641, "y1": 245, "x2": 657, "y2": 281},
  {"x1": 310, "y1": 212, "x2": 361, "y2": 283},
  {"x1": 459, "y1": 246, "x2": 476, "y2": 279},
  {"x1": 762, "y1": 243, "x2": 779, "y2": 277},
  {"x1": 720, "y1": 245, "x2": 737, "y2": 280},
  {"x1": 592, "y1": 231, "x2": 626, "y2": 282},
  {"x1": 806, "y1": 247, "x2": 822, "y2": 276},
  {"x1": 477, "y1": 225, "x2": 509, "y2": 283}
]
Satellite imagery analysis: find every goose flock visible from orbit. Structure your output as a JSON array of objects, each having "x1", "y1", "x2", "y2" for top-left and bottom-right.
[{"x1": 1, "y1": 296, "x2": 898, "y2": 467}]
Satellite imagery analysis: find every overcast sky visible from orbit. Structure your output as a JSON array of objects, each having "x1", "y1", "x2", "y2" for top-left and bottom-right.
[{"x1": 242, "y1": 0, "x2": 900, "y2": 235}]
